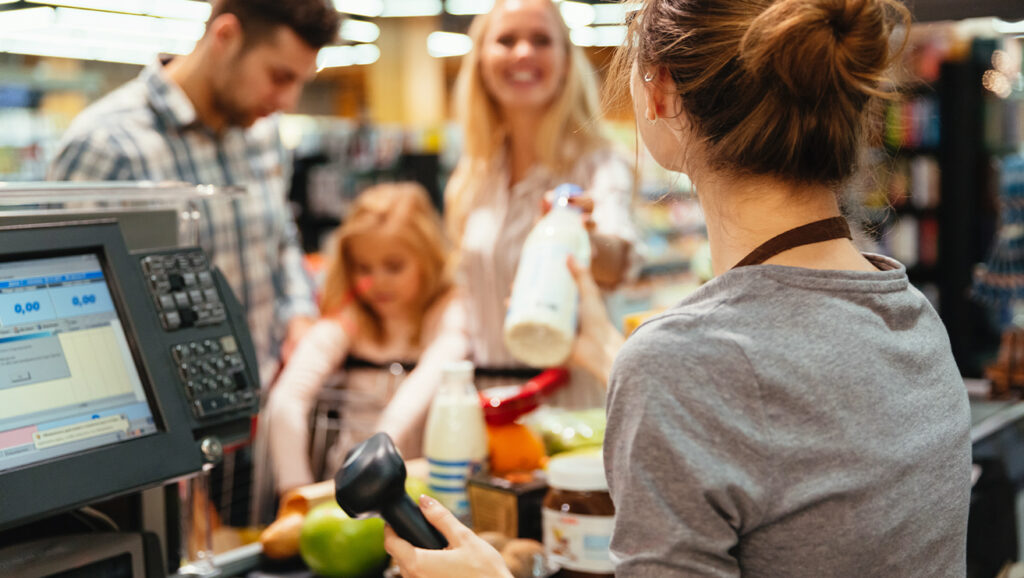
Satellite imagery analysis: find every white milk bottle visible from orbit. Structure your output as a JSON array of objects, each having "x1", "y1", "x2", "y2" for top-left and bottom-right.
[
  {"x1": 423, "y1": 360, "x2": 488, "y2": 518},
  {"x1": 504, "y1": 183, "x2": 592, "y2": 368}
]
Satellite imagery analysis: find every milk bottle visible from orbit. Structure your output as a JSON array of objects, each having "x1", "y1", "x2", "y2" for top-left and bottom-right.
[
  {"x1": 504, "y1": 183, "x2": 592, "y2": 368},
  {"x1": 422, "y1": 360, "x2": 488, "y2": 518}
]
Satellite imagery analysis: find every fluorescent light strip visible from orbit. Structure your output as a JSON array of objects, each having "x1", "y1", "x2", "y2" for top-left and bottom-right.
[
  {"x1": 340, "y1": 19, "x2": 379, "y2": 43},
  {"x1": 592, "y1": 3, "x2": 628, "y2": 25},
  {"x1": 335, "y1": 0, "x2": 383, "y2": 18},
  {"x1": 353, "y1": 43, "x2": 380, "y2": 65},
  {"x1": 444, "y1": 0, "x2": 493, "y2": 15},
  {"x1": 0, "y1": 34, "x2": 155, "y2": 64},
  {"x1": 316, "y1": 43, "x2": 380, "y2": 68},
  {"x1": 560, "y1": 1, "x2": 595, "y2": 29},
  {"x1": 427, "y1": 31, "x2": 471, "y2": 58},
  {"x1": 381, "y1": 0, "x2": 442, "y2": 17},
  {"x1": 27, "y1": 0, "x2": 210, "y2": 21},
  {"x1": 570, "y1": 25, "x2": 626, "y2": 47},
  {"x1": 54, "y1": 7, "x2": 203, "y2": 41},
  {"x1": 2, "y1": 26, "x2": 193, "y2": 54},
  {"x1": 993, "y1": 18, "x2": 1024, "y2": 35},
  {"x1": 0, "y1": 7, "x2": 55, "y2": 32}
]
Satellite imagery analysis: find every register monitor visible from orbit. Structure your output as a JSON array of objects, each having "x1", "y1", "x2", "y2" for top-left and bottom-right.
[
  {"x1": 0, "y1": 252, "x2": 159, "y2": 473},
  {"x1": 0, "y1": 220, "x2": 260, "y2": 532}
]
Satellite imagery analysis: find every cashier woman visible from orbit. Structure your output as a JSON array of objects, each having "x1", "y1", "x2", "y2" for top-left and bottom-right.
[{"x1": 386, "y1": 0, "x2": 972, "y2": 575}]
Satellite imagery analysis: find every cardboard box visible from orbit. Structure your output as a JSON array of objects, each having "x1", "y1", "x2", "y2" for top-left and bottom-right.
[{"x1": 467, "y1": 470, "x2": 547, "y2": 541}]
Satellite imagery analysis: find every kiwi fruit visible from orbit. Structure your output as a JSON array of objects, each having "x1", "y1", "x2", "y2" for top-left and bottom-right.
[{"x1": 502, "y1": 538, "x2": 545, "y2": 578}]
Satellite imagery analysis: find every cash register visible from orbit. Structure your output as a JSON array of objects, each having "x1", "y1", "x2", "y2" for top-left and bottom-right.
[{"x1": 0, "y1": 219, "x2": 260, "y2": 577}]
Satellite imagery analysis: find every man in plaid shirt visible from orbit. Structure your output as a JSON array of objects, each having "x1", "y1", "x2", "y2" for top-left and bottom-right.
[
  {"x1": 48, "y1": 0, "x2": 341, "y2": 384},
  {"x1": 47, "y1": 0, "x2": 341, "y2": 527}
]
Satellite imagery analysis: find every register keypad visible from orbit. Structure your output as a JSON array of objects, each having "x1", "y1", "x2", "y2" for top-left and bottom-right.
[
  {"x1": 172, "y1": 335, "x2": 256, "y2": 418},
  {"x1": 141, "y1": 251, "x2": 228, "y2": 331}
]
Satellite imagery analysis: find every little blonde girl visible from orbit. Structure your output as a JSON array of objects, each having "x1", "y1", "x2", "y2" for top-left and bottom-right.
[{"x1": 265, "y1": 182, "x2": 467, "y2": 493}]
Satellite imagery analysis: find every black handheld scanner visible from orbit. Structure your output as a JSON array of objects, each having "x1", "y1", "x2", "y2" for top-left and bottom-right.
[{"x1": 334, "y1": 432, "x2": 448, "y2": 550}]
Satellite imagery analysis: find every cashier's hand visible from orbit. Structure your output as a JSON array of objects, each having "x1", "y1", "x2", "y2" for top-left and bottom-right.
[
  {"x1": 568, "y1": 256, "x2": 624, "y2": 386},
  {"x1": 384, "y1": 495, "x2": 512, "y2": 578}
]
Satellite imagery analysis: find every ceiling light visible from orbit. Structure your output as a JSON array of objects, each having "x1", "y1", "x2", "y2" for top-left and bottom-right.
[
  {"x1": 53, "y1": 7, "x2": 203, "y2": 41},
  {"x1": 445, "y1": 0, "x2": 493, "y2": 15},
  {"x1": 335, "y1": 0, "x2": 383, "y2": 18},
  {"x1": 27, "y1": 0, "x2": 210, "y2": 21},
  {"x1": 0, "y1": 7, "x2": 56, "y2": 32},
  {"x1": 0, "y1": 34, "x2": 154, "y2": 64},
  {"x1": 569, "y1": 26, "x2": 594, "y2": 46},
  {"x1": 381, "y1": 0, "x2": 442, "y2": 17},
  {"x1": 570, "y1": 25, "x2": 626, "y2": 47},
  {"x1": 352, "y1": 43, "x2": 380, "y2": 65},
  {"x1": 592, "y1": 3, "x2": 636, "y2": 25},
  {"x1": 317, "y1": 43, "x2": 379, "y2": 68},
  {"x1": 340, "y1": 19, "x2": 379, "y2": 43},
  {"x1": 427, "y1": 31, "x2": 471, "y2": 58},
  {"x1": 559, "y1": 1, "x2": 595, "y2": 29},
  {"x1": 993, "y1": 18, "x2": 1024, "y2": 35}
]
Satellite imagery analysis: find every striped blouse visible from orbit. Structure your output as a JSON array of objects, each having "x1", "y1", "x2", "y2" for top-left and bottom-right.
[{"x1": 455, "y1": 147, "x2": 640, "y2": 409}]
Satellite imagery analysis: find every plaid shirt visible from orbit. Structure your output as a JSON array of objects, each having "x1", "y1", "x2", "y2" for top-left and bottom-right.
[{"x1": 48, "y1": 59, "x2": 317, "y2": 384}]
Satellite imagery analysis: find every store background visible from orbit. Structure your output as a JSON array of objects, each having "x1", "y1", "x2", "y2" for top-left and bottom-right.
[
  {"x1": 0, "y1": 0, "x2": 1023, "y2": 568},
  {"x1": 0, "y1": 2, "x2": 1020, "y2": 377}
]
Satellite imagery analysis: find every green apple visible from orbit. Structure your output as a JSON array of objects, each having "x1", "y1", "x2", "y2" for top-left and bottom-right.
[
  {"x1": 299, "y1": 502, "x2": 388, "y2": 578},
  {"x1": 405, "y1": 475, "x2": 434, "y2": 502}
]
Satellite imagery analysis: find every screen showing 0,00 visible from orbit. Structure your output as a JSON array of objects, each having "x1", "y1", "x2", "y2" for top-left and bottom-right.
[{"x1": 0, "y1": 253, "x2": 157, "y2": 474}]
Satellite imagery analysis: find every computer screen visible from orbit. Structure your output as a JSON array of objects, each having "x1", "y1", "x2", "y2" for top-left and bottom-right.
[
  {"x1": 0, "y1": 252, "x2": 158, "y2": 474},
  {"x1": 0, "y1": 222, "x2": 213, "y2": 532}
]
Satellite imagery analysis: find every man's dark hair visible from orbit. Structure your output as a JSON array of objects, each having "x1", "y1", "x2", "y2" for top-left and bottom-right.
[{"x1": 208, "y1": 0, "x2": 341, "y2": 50}]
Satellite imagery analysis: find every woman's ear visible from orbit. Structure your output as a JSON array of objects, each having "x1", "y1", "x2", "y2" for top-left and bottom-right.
[{"x1": 642, "y1": 67, "x2": 677, "y2": 121}]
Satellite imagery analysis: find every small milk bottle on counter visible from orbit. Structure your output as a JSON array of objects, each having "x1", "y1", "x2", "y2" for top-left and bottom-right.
[
  {"x1": 504, "y1": 183, "x2": 592, "y2": 368},
  {"x1": 423, "y1": 360, "x2": 488, "y2": 518}
]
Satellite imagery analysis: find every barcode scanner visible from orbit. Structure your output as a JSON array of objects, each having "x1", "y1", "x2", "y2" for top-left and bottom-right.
[{"x1": 334, "y1": 432, "x2": 448, "y2": 550}]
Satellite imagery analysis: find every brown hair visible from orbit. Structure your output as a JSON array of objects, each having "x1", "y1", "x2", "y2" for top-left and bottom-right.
[
  {"x1": 320, "y1": 183, "x2": 451, "y2": 345},
  {"x1": 208, "y1": 0, "x2": 340, "y2": 50},
  {"x1": 610, "y1": 0, "x2": 909, "y2": 185},
  {"x1": 445, "y1": 0, "x2": 607, "y2": 246}
]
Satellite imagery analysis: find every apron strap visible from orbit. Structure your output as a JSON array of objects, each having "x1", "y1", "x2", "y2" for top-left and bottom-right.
[{"x1": 732, "y1": 216, "x2": 852, "y2": 269}]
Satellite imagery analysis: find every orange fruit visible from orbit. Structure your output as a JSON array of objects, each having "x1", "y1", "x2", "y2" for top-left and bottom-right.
[{"x1": 487, "y1": 423, "x2": 547, "y2": 475}]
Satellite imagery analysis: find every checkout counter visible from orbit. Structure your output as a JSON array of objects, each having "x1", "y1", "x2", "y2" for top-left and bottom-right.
[
  {"x1": 0, "y1": 183, "x2": 1023, "y2": 577},
  {"x1": 0, "y1": 183, "x2": 263, "y2": 577}
]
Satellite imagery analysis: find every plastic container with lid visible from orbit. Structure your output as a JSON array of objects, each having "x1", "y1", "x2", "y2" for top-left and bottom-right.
[{"x1": 542, "y1": 452, "x2": 615, "y2": 578}]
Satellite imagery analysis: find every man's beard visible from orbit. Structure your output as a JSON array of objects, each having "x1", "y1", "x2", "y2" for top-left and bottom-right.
[{"x1": 211, "y1": 80, "x2": 258, "y2": 128}]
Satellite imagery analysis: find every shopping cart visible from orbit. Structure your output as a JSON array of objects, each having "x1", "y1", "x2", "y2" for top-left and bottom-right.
[{"x1": 307, "y1": 360, "x2": 413, "y2": 482}]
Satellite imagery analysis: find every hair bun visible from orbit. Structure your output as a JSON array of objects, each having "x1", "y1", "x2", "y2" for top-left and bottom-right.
[{"x1": 741, "y1": 0, "x2": 903, "y2": 104}]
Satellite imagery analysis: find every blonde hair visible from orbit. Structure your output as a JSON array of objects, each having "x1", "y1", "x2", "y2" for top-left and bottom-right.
[
  {"x1": 608, "y1": 0, "x2": 909, "y2": 184},
  {"x1": 321, "y1": 182, "x2": 450, "y2": 345},
  {"x1": 445, "y1": 0, "x2": 607, "y2": 244}
]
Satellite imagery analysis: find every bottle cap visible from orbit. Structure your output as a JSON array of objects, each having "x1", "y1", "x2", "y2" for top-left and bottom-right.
[
  {"x1": 553, "y1": 183, "x2": 583, "y2": 208},
  {"x1": 441, "y1": 360, "x2": 475, "y2": 383},
  {"x1": 546, "y1": 451, "x2": 608, "y2": 492}
]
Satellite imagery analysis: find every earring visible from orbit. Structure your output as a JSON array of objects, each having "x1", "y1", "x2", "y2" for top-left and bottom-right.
[
  {"x1": 643, "y1": 71, "x2": 655, "y2": 82},
  {"x1": 645, "y1": 110, "x2": 658, "y2": 125}
]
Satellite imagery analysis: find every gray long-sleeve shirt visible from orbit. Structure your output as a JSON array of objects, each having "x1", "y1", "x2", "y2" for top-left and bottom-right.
[{"x1": 605, "y1": 254, "x2": 970, "y2": 577}]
